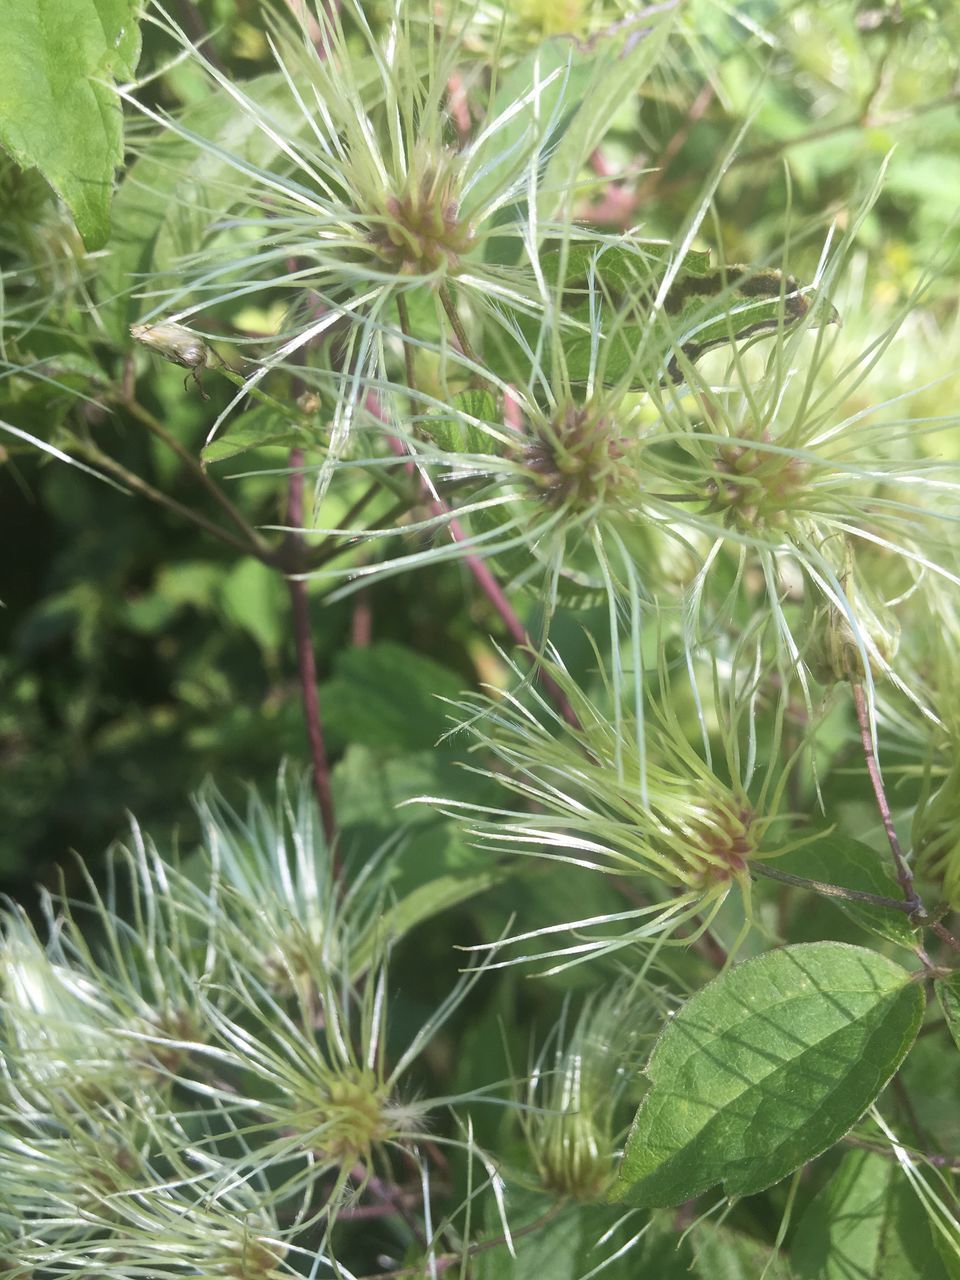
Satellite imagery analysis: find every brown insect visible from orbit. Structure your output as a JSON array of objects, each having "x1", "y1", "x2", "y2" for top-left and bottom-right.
[{"x1": 130, "y1": 321, "x2": 216, "y2": 400}]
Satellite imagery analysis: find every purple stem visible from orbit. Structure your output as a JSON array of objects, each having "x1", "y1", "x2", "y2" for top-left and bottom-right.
[
  {"x1": 286, "y1": 449, "x2": 338, "y2": 850},
  {"x1": 380, "y1": 427, "x2": 579, "y2": 727}
]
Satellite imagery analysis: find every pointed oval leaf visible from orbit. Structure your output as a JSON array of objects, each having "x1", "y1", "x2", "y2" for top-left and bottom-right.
[
  {"x1": 201, "y1": 406, "x2": 309, "y2": 465},
  {"x1": 423, "y1": 388, "x2": 500, "y2": 454},
  {"x1": 349, "y1": 870, "x2": 500, "y2": 979},
  {"x1": 464, "y1": 42, "x2": 588, "y2": 228},
  {"x1": 612, "y1": 943, "x2": 923, "y2": 1207},
  {"x1": 101, "y1": 73, "x2": 302, "y2": 340},
  {"x1": 533, "y1": 241, "x2": 832, "y2": 386},
  {"x1": 542, "y1": 15, "x2": 676, "y2": 219},
  {"x1": 0, "y1": 0, "x2": 141, "y2": 249}
]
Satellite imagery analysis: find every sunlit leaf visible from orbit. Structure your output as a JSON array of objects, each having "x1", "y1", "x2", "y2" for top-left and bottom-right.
[
  {"x1": 934, "y1": 972, "x2": 960, "y2": 1053},
  {"x1": 792, "y1": 1148, "x2": 960, "y2": 1279},
  {"x1": 612, "y1": 943, "x2": 923, "y2": 1207},
  {"x1": 0, "y1": 0, "x2": 141, "y2": 248}
]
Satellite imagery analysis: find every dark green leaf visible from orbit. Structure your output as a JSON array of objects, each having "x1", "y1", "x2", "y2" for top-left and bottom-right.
[
  {"x1": 0, "y1": 0, "x2": 141, "y2": 248},
  {"x1": 772, "y1": 834, "x2": 919, "y2": 947},
  {"x1": 543, "y1": 14, "x2": 676, "y2": 217},
  {"x1": 320, "y1": 642, "x2": 464, "y2": 751},
  {"x1": 100, "y1": 73, "x2": 302, "y2": 339},
  {"x1": 219, "y1": 559, "x2": 287, "y2": 655},
  {"x1": 538, "y1": 240, "x2": 833, "y2": 386},
  {"x1": 475, "y1": 1189, "x2": 656, "y2": 1280},
  {"x1": 612, "y1": 943, "x2": 923, "y2": 1207},
  {"x1": 686, "y1": 1220, "x2": 794, "y2": 1280},
  {"x1": 331, "y1": 743, "x2": 494, "y2": 901},
  {"x1": 464, "y1": 42, "x2": 589, "y2": 228},
  {"x1": 350, "y1": 870, "x2": 500, "y2": 976}
]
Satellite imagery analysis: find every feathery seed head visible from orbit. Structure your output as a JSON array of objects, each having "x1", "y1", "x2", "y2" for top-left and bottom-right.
[
  {"x1": 367, "y1": 145, "x2": 475, "y2": 276},
  {"x1": 706, "y1": 435, "x2": 813, "y2": 533},
  {"x1": 522, "y1": 401, "x2": 631, "y2": 512},
  {"x1": 525, "y1": 979, "x2": 654, "y2": 1199}
]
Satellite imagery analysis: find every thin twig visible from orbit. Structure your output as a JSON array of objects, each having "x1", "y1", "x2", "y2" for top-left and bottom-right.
[
  {"x1": 375, "y1": 295, "x2": 573, "y2": 716},
  {"x1": 850, "y1": 681, "x2": 923, "y2": 913},
  {"x1": 842, "y1": 1133, "x2": 960, "y2": 1172},
  {"x1": 286, "y1": 449, "x2": 338, "y2": 852},
  {"x1": 351, "y1": 589, "x2": 372, "y2": 647},
  {"x1": 169, "y1": 0, "x2": 229, "y2": 75},
  {"x1": 396, "y1": 292, "x2": 417, "y2": 394},
  {"x1": 929, "y1": 919, "x2": 960, "y2": 954},
  {"x1": 751, "y1": 860, "x2": 923, "y2": 917},
  {"x1": 648, "y1": 88, "x2": 960, "y2": 208},
  {"x1": 439, "y1": 281, "x2": 482, "y2": 368},
  {"x1": 213, "y1": 360, "x2": 318, "y2": 424},
  {"x1": 346, "y1": 1166, "x2": 428, "y2": 1246},
  {"x1": 432, "y1": 522, "x2": 580, "y2": 726},
  {"x1": 736, "y1": 89, "x2": 960, "y2": 167},
  {"x1": 73, "y1": 441, "x2": 262, "y2": 558},
  {"x1": 892, "y1": 1075, "x2": 936, "y2": 1156},
  {"x1": 119, "y1": 395, "x2": 273, "y2": 555},
  {"x1": 635, "y1": 81, "x2": 715, "y2": 205},
  {"x1": 446, "y1": 72, "x2": 471, "y2": 136},
  {"x1": 302, "y1": 478, "x2": 391, "y2": 568}
]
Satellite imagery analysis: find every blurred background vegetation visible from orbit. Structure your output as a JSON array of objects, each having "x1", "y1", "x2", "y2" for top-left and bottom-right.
[{"x1": 2, "y1": 0, "x2": 959, "y2": 910}]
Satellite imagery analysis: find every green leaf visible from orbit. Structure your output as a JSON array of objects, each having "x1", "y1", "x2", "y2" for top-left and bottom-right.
[
  {"x1": 475, "y1": 1190, "x2": 658, "y2": 1280},
  {"x1": 219, "y1": 559, "x2": 287, "y2": 655},
  {"x1": 201, "y1": 406, "x2": 309, "y2": 464},
  {"x1": 423, "y1": 389, "x2": 500, "y2": 454},
  {"x1": 792, "y1": 1148, "x2": 960, "y2": 1279},
  {"x1": 475, "y1": 1195, "x2": 592, "y2": 1280},
  {"x1": 320, "y1": 642, "x2": 464, "y2": 751},
  {"x1": 332, "y1": 745, "x2": 464, "y2": 833},
  {"x1": 475, "y1": 1195, "x2": 791, "y2": 1280},
  {"x1": 612, "y1": 943, "x2": 924, "y2": 1207},
  {"x1": 155, "y1": 561, "x2": 222, "y2": 609},
  {"x1": 548, "y1": 240, "x2": 833, "y2": 386},
  {"x1": 772, "y1": 834, "x2": 919, "y2": 947},
  {"x1": 464, "y1": 42, "x2": 590, "y2": 228},
  {"x1": 685, "y1": 1221, "x2": 794, "y2": 1280},
  {"x1": 0, "y1": 0, "x2": 142, "y2": 249},
  {"x1": 331, "y1": 743, "x2": 495, "y2": 903},
  {"x1": 934, "y1": 972, "x2": 960, "y2": 1052}
]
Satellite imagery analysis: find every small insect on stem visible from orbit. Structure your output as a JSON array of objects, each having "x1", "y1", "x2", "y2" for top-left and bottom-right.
[{"x1": 130, "y1": 321, "x2": 220, "y2": 400}]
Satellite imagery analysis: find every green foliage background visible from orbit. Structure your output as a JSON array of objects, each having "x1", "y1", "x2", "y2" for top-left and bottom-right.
[
  {"x1": 3, "y1": 0, "x2": 960, "y2": 1274},
  {"x1": 4, "y1": 0, "x2": 958, "y2": 898}
]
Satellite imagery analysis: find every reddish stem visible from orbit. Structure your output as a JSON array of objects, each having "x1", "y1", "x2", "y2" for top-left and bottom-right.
[
  {"x1": 851, "y1": 681, "x2": 920, "y2": 913},
  {"x1": 379, "y1": 425, "x2": 579, "y2": 727},
  {"x1": 286, "y1": 449, "x2": 338, "y2": 851},
  {"x1": 351, "y1": 589, "x2": 372, "y2": 648},
  {"x1": 446, "y1": 72, "x2": 471, "y2": 136}
]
